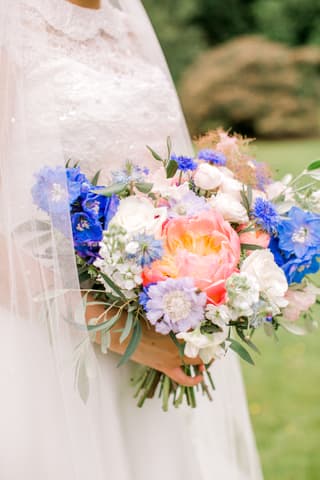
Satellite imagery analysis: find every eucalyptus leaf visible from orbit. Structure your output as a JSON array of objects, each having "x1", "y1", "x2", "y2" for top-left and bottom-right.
[
  {"x1": 280, "y1": 321, "x2": 307, "y2": 336},
  {"x1": 99, "y1": 272, "x2": 126, "y2": 299},
  {"x1": 166, "y1": 136, "x2": 172, "y2": 159},
  {"x1": 91, "y1": 169, "x2": 101, "y2": 186},
  {"x1": 146, "y1": 145, "x2": 164, "y2": 162},
  {"x1": 76, "y1": 358, "x2": 90, "y2": 404},
  {"x1": 166, "y1": 159, "x2": 178, "y2": 179},
  {"x1": 94, "y1": 183, "x2": 127, "y2": 196},
  {"x1": 307, "y1": 160, "x2": 320, "y2": 171},
  {"x1": 169, "y1": 331, "x2": 185, "y2": 358},
  {"x1": 229, "y1": 339, "x2": 255, "y2": 365},
  {"x1": 120, "y1": 311, "x2": 134, "y2": 344},
  {"x1": 117, "y1": 321, "x2": 142, "y2": 367},
  {"x1": 87, "y1": 310, "x2": 121, "y2": 333},
  {"x1": 135, "y1": 182, "x2": 154, "y2": 194},
  {"x1": 241, "y1": 243, "x2": 264, "y2": 251},
  {"x1": 100, "y1": 329, "x2": 111, "y2": 354}
]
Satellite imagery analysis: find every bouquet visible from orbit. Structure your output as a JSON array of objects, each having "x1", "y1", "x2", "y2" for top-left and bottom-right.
[{"x1": 32, "y1": 130, "x2": 320, "y2": 410}]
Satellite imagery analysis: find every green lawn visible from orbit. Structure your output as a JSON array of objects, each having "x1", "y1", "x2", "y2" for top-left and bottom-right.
[{"x1": 242, "y1": 139, "x2": 320, "y2": 480}]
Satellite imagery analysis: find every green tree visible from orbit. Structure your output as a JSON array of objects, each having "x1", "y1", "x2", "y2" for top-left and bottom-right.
[
  {"x1": 253, "y1": 0, "x2": 320, "y2": 46},
  {"x1": 142, "y1": 0, "x2": 207, "y2": 83}
]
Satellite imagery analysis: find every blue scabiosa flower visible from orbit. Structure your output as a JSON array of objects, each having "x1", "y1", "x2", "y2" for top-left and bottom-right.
[
  {"x1": 32, "y1": 166, "x2": 69, "y2": 215},
  {"x1": 198, "y1": 149, "x2": 226, "y2": 166},
  {"x1": 126, "y1": 234, "x2": 164, "y2": 267},
  {"x1": 71, "y1": 212, "x2": 103, "y2": 245},
  {"x1": 277, "y1": 207, "x2": 320, "y2": 259},
  {"x1": 144, "y1": 277, "x2": 206, "y2": 335},
  {"x1": 171, "y1": 154, "x2": 197, "y2": 172},
  {"x1": 252, "y1": 197, "x2": 279, "y2": 234},
  {"x1": 168, "y1": 191, "x2": 210, "y2": 218}
]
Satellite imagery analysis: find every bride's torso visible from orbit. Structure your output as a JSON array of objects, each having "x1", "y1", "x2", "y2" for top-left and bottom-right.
[{"x1": 20, "y1": 0, "x2": 192, "y2": 182}]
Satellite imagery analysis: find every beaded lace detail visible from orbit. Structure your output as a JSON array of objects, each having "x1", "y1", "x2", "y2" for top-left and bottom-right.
[{"x1": 20, "y1": 0, "x2": 185, "y2": 182}]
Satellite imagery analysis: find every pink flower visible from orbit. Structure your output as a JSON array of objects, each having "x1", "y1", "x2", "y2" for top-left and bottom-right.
[
  {"x1": 142, "y1": 210, "x2": 240, "y2": 305},
  {"x1": 284, "y1": 287, "x2": 317, "y2": 322},
  {"x1": 238, "y1": 225, "x2": 270, "y2": 255}
]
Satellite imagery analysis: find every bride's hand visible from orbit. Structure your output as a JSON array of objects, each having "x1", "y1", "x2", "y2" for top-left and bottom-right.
[{"x1": 85, "y1": 299, "x2": 204, "y2": 387}]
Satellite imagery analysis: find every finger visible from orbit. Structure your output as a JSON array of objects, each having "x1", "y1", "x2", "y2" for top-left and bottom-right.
[
  {"x1": 183, "y1": 355, "x2": 203, "y2": 366},
  {"x1": 162, "y1": 367, "x2": 203, "y2": 387}
]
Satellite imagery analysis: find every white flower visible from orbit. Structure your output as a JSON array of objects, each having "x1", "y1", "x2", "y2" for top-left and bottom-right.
[
  {"x1": 194, "y1": 163, "x2": 222, "y2": 190},
  {"x1": 125, "y1": 241, "x2": 139, "y2": 255},
  {"x1": 210, "y1": 192, "x2": 249, "y2": 223},
  {"x1": 219, "y1": 173, "x2": 243, "y2": 199},
  {"x1": 110, "y1": 196, "x2": 167, "y2": 236},
  {"x1": 150, "y1": 168, "x2": 190, "y2": 199},
  {"x1": 241, "y1": 249, "x2": 289, "y2": 311},
  {"x1": 205, "y1": 304, "x2": 233, "y2": 323},
  {"x1": 177, "y1": 325, "x2": 229, "y2": 363},
  {"x1": 226, "y1": 272, "x2": 260, "y2": 317}
]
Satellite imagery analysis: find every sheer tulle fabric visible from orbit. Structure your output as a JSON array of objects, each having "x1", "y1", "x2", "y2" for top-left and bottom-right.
[{"x1": 0, "y1": 1, "x2": 263, "y2": 479}]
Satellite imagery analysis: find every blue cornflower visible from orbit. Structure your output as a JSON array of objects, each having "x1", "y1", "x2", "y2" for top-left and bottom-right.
[
  {"x1": 277, "y1": 207, "x2": 320, "y2": 259},
  {"x1": 126, "y1": 234, "x2": 164, "y2": 267},
  {"x1": 252, "y1": 197, "x2": 279, "y2": 234},
  {"x1": 139, "y1": 285, "x2": 154, "y2": 311},
  {"x1": 32, "y1": 166, "x2": 69, "y2": 215},
  {"x1": 71, "y1": 212, "x2": 103, "y2": 245},
  {"x1": 171, "y1": 154, "x2": 197, "y2": 172},
  {"x1": 198, "y1": 149, "x2": 226, "y2": 166}
]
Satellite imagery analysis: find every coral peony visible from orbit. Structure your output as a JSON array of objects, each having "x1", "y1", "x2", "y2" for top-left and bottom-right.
[{"x1": 142, "y1": 210, "x2": 241, "y2": 304}]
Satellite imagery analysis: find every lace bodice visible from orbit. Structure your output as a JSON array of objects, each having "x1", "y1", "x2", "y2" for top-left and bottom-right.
[{"x1": 20, "y1": 0, "x2": 191, "y2": 182}]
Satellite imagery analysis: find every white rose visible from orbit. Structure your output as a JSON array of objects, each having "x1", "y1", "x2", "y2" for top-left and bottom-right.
[
  {"x1": 241, "y1": 249, "x2": 288, "y2": 310},
  {"x1": 194, "y1": 163, "x2": 222, "y2": 190},
  {"x1": 219, "y1": 174, "x2": 243, "y2": 200},
  {"x1": 210, "y1": 192, "x2": 249, "y2": 223},
  {"x1": 177, "y1": 325, "x2": 229, "y2": 363},
  {"x1": 110, "y1": 196, "x2": 167, "y2": 236}
]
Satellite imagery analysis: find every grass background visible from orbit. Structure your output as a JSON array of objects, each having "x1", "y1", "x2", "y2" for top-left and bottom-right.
[{"x1": 242, "y1": 139, "x2": 320, "y2": 480}]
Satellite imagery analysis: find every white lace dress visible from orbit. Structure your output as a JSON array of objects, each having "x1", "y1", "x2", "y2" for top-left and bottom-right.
[{"x1": 0, "y1": 1, "x2": 263, "y2": 479}]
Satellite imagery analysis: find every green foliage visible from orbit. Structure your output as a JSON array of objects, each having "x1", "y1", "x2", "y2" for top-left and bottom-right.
[
  {"x1": 253, "y1": 0, "x2": 320, "y2": 46},
  {"x1": 142, "y1": 0, "x2": 207, "y2": 82}
]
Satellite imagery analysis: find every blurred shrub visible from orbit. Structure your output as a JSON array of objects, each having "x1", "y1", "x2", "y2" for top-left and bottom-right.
[{"x1": 180, "y1": 36, "x2": 320, "y2": 138}]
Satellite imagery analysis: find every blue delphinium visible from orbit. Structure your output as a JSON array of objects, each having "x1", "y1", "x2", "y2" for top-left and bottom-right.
[
  {"x1": 277, "y1": 206, "x2": 320, "y2": 259},
  {"x1": 71, "y1": 212, "x2": 103, "y2": 245},
  {"x1": 82, "y1": 191, "x2": 119, "y2": 230},
  {"x1": 269, "y1": 237, "x2": 320, "y2": 284},
  {"x1": 126, "y1": 234, "x2": 164, "y2": 267},
  {"x1": 32, "y1": 166, "x2": 68, "y2": 215},
  {"x1": 198, "y1": 149, "x2": 226, "y2": 166},
  {"x1": 171, "y1": 154, "x2": 197, "y2": 172},
  {"x1": 252, "y1": 197, "x2": 279, "y2": 234},
  {"x1": 66, "y1": 167, "x2": 91, "y2": 203}
]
